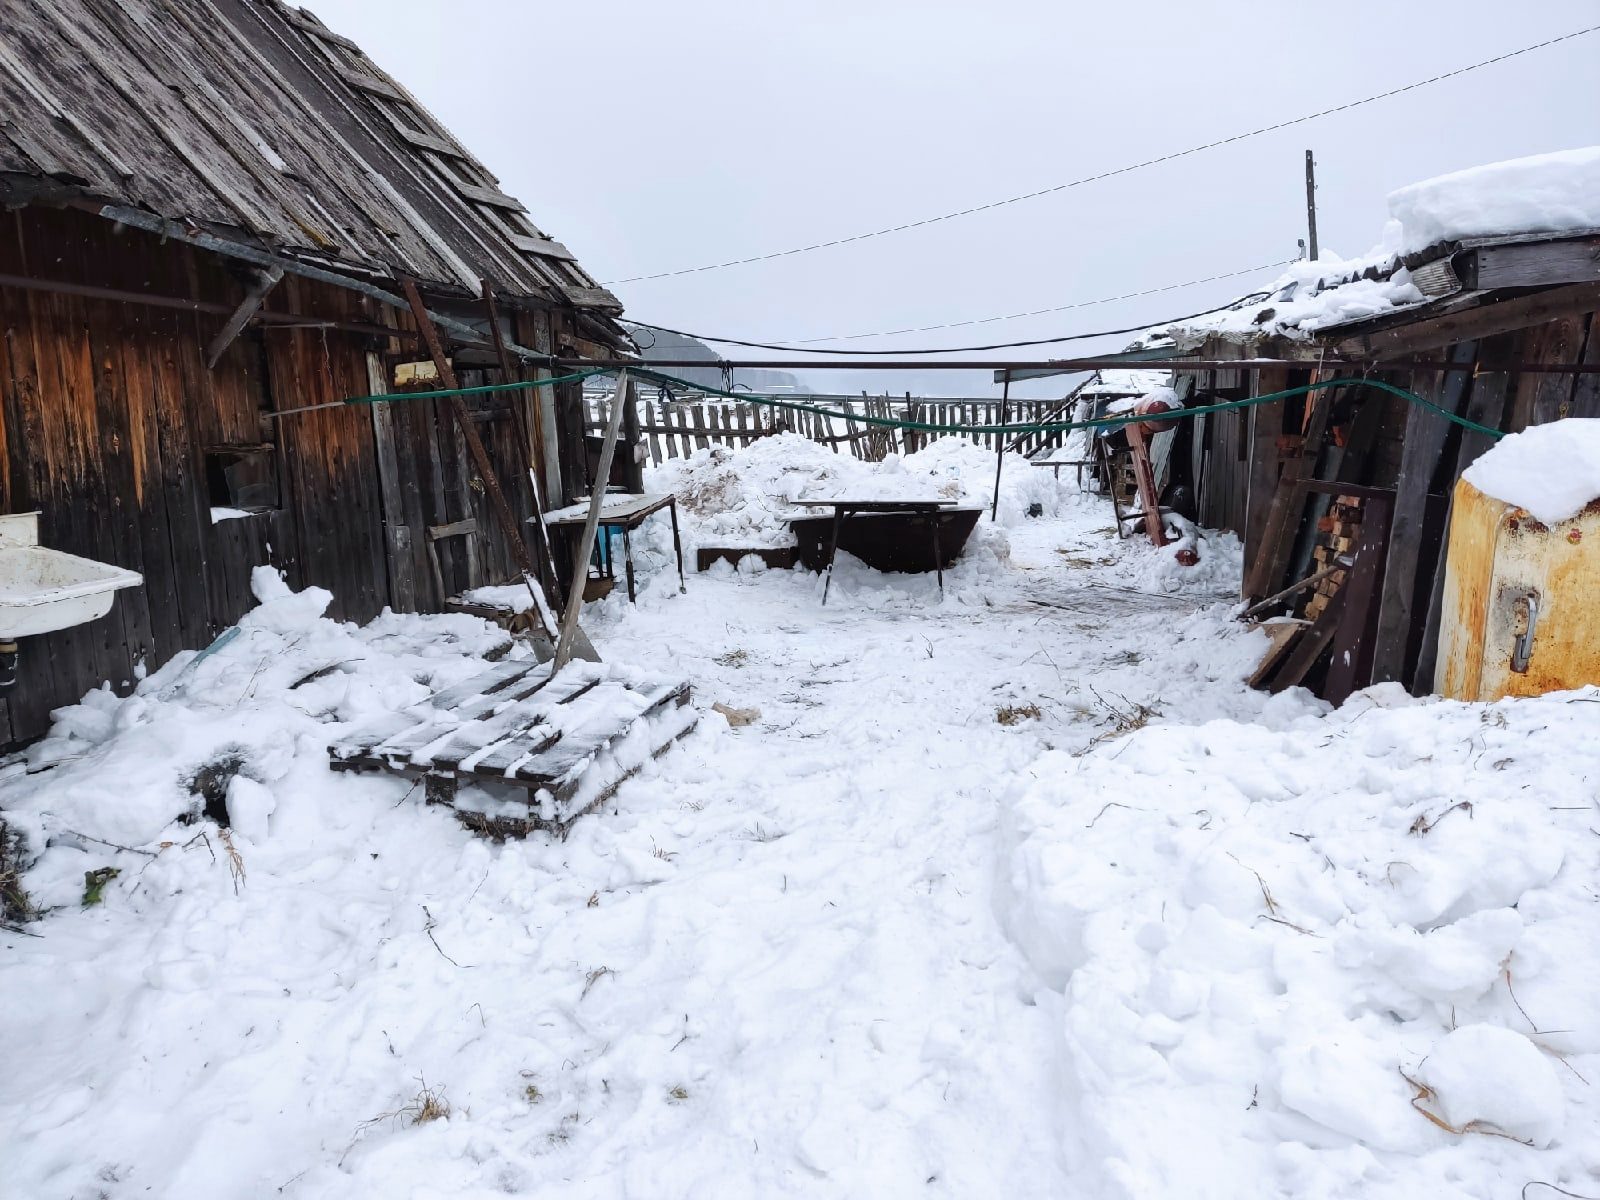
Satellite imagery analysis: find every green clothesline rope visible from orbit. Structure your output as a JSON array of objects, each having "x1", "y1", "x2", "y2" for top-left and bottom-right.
[
  {"x1": 334, "y1": 365, "x2": 1505, "y2": 441},
  {"x1": 342, "y1": 366, "x2": 611, "y2": 405},
  {"x1": 626, "y1": 367, "x2": 1507, "y2": 441}
]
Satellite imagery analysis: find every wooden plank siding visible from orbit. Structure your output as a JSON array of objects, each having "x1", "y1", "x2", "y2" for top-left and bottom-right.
[{"x1": 0, "y1": 206, "x2": 578, "y2": 746}]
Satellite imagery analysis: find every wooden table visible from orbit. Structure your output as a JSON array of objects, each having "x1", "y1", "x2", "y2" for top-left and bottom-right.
[
  {"x1": 539, "y1": 492, "x2": 686, "y2": 603},
  {"x1": 790, "y1": 498, "x2": 960, "y2": 604}
]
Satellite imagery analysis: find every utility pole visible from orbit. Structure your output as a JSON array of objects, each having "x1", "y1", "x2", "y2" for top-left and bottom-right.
[{"x1": 1304, "y1": 150, "x2": 1320, "y2": 261}]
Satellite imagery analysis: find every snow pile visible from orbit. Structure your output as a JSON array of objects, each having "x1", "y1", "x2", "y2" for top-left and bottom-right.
[
  {"x1": 1389, "y1": 146, "x2": 1600, "y2": 254},
  {"x1": 646, "y1": 431, "x2": 1072, "y2": 551},
  {"x1": 8, "y1": 566, "x2": 511, "y2": 859},
  {"x1": 998, "y1": 683, "x2": 1600, "y2": 1197},
  {"x1": 1114, "y1": 520, "x2": 1243, "y2": 595},
  {"x1": 1461, "y1": 417, "x2": 1600, "y2": 524}
]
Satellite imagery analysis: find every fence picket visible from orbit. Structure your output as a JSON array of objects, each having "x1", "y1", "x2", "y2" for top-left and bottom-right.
[
  {"x1": 645, "y1": 400, "x2": 663, "y2": 466},
  {"x1": 610, "y1": 387, "x2": 1083, "y2": 467}
]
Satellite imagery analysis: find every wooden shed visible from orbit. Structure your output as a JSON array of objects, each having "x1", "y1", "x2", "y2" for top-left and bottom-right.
[
  {"x1": 0, "y1": 0, "x2": 639, "y2": 746},
  {"x1": 1160, "y1": 230, "x2": 1600, "y2": 701}
]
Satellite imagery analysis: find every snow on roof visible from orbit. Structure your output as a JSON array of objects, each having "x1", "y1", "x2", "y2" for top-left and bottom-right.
[
  {"x1": 1156, "y1": 247, "x2": 1425, "y2": 348},
  {"x1": 1154, "y1": 145, "x2": 1600, "y2": 349},
  {"x1": 1461, "y1": 417, "x2": 1600, "y2": 524},
  {"x1": 1079, "y1": 368, "x2": 1172, "y2": 397},
  {"x1": 1390, "y1": 145, "x2": 1600, "y2": 255}
]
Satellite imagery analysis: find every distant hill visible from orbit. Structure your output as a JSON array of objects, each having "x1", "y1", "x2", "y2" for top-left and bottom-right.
[{"x1": 625, "y1": 326, "x2": 811, "y2": 395}]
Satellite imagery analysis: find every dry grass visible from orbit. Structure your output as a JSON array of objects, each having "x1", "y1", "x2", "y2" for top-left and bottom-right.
[
  {"x1": 403, "y1": 1082, "x2": 451, "y2": 1125},
  {"x1": 996, "y1": 703, "x2": 1042, "y2": 726},
  {"x1": 714, "y1": 648, "x2": 750, "y2": 668},
  {"x1": 667, "y1": 1085, "x2": 690, "y2": 1103},
  {"x1": 1075, "y1": 688, "x2": 1160, "y2": 753},
  {"x1": 217, "y1": 828, "x2": 246, "y2": 893},
  {"x1": 355, "y1": 1078, "x2": 452, "y2": 1137},
  {"x1": 0, "y1": 817, "x2": 34, "y2": 925},
  {"x1": 1055, "y1": 548, "x2": 1116, "y2": 568}
]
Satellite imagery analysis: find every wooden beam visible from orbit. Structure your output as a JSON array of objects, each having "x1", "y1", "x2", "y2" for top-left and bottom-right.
[
  {"x1": 1510, "y1": 314, "x2": 1586, "y2": 429},
  {"x1": 1571, "y1": 314, "x2": 1600, "y2": 418},
  {"x1": 1462, "y1": 236, "x2": 1600, "y2": 291},
  {"x1": 553, "y1": 370, "x2": 628, "y2": 673},
  {"x1": 400, "y1": 279, "x2": 557, "y2": 637},
  {"x1": 1370, "y1": 341, "x2": 1477, "y2": 686},
  {"x1": 397, "y1": 126, "x2": 464, "y2": 157},
  {"x1": 205, "y1": 266, "x2": 283, "y2": 368},
  {"x1": 1243, "y1": 368, "x2": 1287, "y2": 566},
  {"x1": 558, "y1": 284, "x2": 625, "y2": 312},
  {"x1": 482, "y1": 280, "x2": 564, "y2": 615},
  {"x1": 1331, "y1": 283, "x2": 1600, "y2": 360},
  {"x1": 508, "y1": 233, "x2": 577, "y2": 261},
  {"x1": 1411, "y1": 333, "x2": 1516, "y2": 694},
  {"x1": 454, "y1": 183, "x2": 527, "y2": 211},
  {"x1": 1242, "y1": 376, "x2": 1334, "y2": 600}
]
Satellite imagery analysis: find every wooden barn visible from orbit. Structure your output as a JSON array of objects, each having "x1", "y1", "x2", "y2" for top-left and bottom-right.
[
  {"x1": 0, "y1": 0, "x2": 639, "y2": 746},
  {"x1": 1152, "y1": 227, "x2": 1600, "y2": 701}
]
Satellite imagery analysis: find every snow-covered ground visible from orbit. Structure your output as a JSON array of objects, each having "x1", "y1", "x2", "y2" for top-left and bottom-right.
[{"x1": 2, "y1": 440, "x2": 1596, "y2": 1200}]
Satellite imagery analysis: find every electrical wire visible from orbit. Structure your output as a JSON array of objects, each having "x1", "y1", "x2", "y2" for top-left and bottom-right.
[
  {"x1": 603, "y1": 24, "x2": 1599, "y2": 285},
  {"x1": 625, "y1": 282, "x2": 1281, "y2": 356},
  {"x1": 626, "y1": 258, "x2": 1289, "y2": 351}
]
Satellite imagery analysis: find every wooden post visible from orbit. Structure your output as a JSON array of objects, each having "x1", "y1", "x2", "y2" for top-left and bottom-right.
[
  {"x1": 401, "y1": 279, "x2": 555, "y2": 636},
  {"x1": 620, "y1": 376, "x2": 645, "y2": 492},
  {"x1": 1304, "y1": 150, "x2": 1319, "y2": 262},
  {"x1": 554, "y1": 370, "x2": 629, "y2": 672},
  {"x1": 990, "y1": 371, "x2": 1011, "y2": 521}
]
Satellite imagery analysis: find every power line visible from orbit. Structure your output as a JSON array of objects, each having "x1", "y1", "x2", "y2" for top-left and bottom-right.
[
  {"x1": 626, "y1": 283, "x2": 1281, "y2": 356},
  {"x1": 604, "y1": 24, "x2": 1598, "y2": 285},
  {"x1": 784, "y1": 259, "x2": 1290, "y2": 344}
]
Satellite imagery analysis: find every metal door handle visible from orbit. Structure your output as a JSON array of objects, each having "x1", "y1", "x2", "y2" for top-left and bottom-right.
[{"x1": 1511, "y1": 591, "x2": 1541, "y2": 674}]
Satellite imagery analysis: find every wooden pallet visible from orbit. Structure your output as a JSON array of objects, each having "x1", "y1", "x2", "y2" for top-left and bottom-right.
[{"x1": 329, "y1": 659, "x2": 695, "y2": 837}]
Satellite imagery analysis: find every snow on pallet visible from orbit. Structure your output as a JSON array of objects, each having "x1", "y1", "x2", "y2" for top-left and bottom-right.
[{"x1": 329, "y1": 659, "x2": 695, "y2": 837}]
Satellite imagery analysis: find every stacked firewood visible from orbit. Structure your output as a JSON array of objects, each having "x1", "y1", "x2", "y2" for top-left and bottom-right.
[{"x1": 1303, "y1": 496, "x2": 1364, "y2": 619}]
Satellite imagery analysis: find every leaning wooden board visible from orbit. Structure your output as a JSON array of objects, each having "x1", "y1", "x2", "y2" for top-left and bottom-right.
[{"x1": 330, "y1": 658, "x2": 695, "y2": 835}]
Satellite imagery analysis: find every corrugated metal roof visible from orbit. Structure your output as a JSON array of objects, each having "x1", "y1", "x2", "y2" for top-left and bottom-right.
[{"x1": 0, "y1": 0, "x2": 623, "y2": 317}]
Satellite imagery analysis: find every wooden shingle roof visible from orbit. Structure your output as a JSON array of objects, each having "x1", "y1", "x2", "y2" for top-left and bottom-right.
[{"x1": 0, "y1": 0, "x2": 623, "y2": 317}]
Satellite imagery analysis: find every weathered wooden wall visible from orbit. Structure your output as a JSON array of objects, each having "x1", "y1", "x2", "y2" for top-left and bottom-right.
[
  {"x1": 1194, "y1": 307, "x2": 1600, "y2": 697},
  {"x1": 0, "y1": 207, "x2": 572, "y2": 746}
]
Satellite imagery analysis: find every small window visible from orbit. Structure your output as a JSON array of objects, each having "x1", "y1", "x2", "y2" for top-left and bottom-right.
[{"x1": 205, "y1": 445, "x2": 280, "y2": 515}]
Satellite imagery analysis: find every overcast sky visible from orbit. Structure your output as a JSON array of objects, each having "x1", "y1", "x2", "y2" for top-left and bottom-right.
[{"x1": 314, "y1": 1, "x2": 1600, "y2": 395}]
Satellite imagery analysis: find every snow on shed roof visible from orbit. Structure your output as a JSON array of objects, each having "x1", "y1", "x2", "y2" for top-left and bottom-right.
[
  {"x1": 0, "y1": 0, "x2": 623, "y2": 318},
  {"x1": 1151, "y1": 146, "x2": 1600, "y2": 350},
  {"x1": 1078, "y1": 368, "x2": 1172, "y2": 397}
]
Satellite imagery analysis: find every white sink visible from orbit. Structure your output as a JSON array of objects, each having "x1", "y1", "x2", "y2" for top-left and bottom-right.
[{"x1": 0, "y1": 513, "x2": 142, "y2": 639}]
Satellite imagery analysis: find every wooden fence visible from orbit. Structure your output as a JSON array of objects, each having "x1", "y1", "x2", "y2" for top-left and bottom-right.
[{"x1": 585, "y1": 392, "x2": 1079, "y2": 467}]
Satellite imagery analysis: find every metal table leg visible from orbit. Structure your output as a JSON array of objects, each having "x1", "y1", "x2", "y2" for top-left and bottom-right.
[
  {"x1": 621, "y1": 525, "x2": 637, "y2": 603},
  {"x1": 931, "y1": 509, "x2": 944, "y2": 599},
  {"x1": 821, "y1": 504, "x2": 846, "y2": 605},
  {"x1": 668, "y1": 497, "x2": 686, "y2": 593}
]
